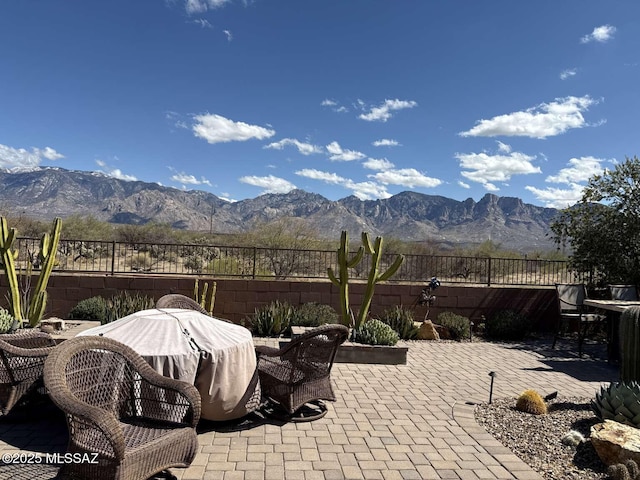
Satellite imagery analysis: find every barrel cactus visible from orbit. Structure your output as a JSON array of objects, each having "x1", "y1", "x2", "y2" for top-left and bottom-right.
[
  {"x1": 592, "y1": 381, "x2": 640, "y2": 427},
  {"x1": 515, "y1": 389, "x2": 547, "y2": 415}
]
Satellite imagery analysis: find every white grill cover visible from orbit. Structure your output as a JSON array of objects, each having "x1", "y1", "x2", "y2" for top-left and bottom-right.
[{"x1": 78, "y1": 308, "x2": 260, "y2": 421}]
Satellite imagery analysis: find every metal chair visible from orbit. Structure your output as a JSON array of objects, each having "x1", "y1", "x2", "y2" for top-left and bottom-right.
[
  {"x1": 552, "y1": 283, "x2": 606, "y2": 357},
  {"x1": 44, "y1": 335, "x2": 201, "y2": 480},
  {"x1": 609, "y1": 285, "x2": 639, "y2": 301},
  {"x1": 256, "y1": 324, "x2": 349, "y2": 421},
  {"x1": 0, "y1": 330, "x2": 57, "y2": 416}
]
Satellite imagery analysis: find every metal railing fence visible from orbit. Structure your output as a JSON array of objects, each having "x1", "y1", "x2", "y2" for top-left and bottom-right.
[{"x1": 8, "y1": 237, "x2": 582, "y2": 286}]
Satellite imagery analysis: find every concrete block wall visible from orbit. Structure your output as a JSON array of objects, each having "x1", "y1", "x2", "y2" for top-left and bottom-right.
[{"x1": 0, "y1": 274, "x2": 558, "y2": 331}]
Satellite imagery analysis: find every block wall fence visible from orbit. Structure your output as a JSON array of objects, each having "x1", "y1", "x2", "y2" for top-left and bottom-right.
[{"x1": 0, "y1": 274, "x2": 559, "y2": 331}]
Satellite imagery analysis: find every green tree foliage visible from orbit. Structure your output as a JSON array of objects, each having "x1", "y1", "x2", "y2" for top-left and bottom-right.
[
  {"x1": 61, "y1": 214, "x2": 115, "y2": 240},
  {"x1": 550, "y1": 155, "x2": 640, "y2": 286}
]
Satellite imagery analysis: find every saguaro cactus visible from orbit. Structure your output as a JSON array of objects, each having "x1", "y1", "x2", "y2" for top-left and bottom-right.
[
  {"x1": 0, "y1": 217, "x2": 22, "y2": 321},
  {"x1": 27, "y1": 217, "x2": 62, "y2": 326},
  {"x1": 356, "y1": 232, "x2": 404, "y2": 329},
  {"x1": 327, "y1": 231, "x2": 364, "y2": 326},
  {"x1": 194, "y1": 278, "x2": 217, "y2": 315},
  {"x1": 620, "y1": 306, "x2": 640, "y2": 383}
]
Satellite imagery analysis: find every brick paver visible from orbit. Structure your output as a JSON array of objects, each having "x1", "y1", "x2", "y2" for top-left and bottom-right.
[{"x1": 0, "y1": 337, "x2": 618, "y2": 479}]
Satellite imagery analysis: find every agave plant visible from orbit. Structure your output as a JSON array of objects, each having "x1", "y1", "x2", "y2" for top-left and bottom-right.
[{"x1": 592, "y1": 381, "x2": 640, "y2": 427}]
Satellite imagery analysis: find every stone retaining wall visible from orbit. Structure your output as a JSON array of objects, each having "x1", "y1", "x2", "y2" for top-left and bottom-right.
[{"x1": 0, "y1": 274, "x2": 558, "y2": 331}]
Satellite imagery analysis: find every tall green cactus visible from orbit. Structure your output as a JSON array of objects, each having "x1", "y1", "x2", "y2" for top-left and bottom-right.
[
  {"x1": 356, "y1": 232, "x2": 404, "y2": 329},
  {"x1": 327, "y1": 231, "x2": 364, "y2": 326},
  {"x1": 26, "y1": 217, "x2": 62, "y2": 326},
  {"x1": 194, "y1": 278, "x2": 216, "y2": 315},
  {"x1": 0, "y1": 218, "x2": 22, "y2": 321},
  {"x1": 0, "y1": 216, "x2": 61, "y2": 327},
  {"x1": 620, "y1": 306, "x2": 640, "y2": 383}
]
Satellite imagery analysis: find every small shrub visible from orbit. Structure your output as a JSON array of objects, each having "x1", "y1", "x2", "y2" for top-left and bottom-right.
[
  {"x1": 291, "y1": 303, "x2": 337, "y2": 327},
  {"x1": 104, "y1": 291, "x2": 155, "y2": 324},
  {"x1": 515, "y1": 389, "x2": 547, "y2": 415},
  {"x1": 353, "y1": 318, "x2": 399, "y2": 346},
  {"x1": 68, "y1": 296, "x2": 107, "y2": 322},
  {"x1": 437, "y1": 311, "x2": 470, "y2": 341},
  {"x1": 247, "y1": 300, "x2": 294, "y2": 337},
  {"x1": 126, "y1": 252, "x2": 153, "y2": 271},
  {"x1": 0, "y1": 307, "x2": 16, "y2": 334},
  {"x1": 485, "y1": 310, "x2": 530, "y2": 340},
  {"x1": 379, "y1": 305, "x2": 418, "y2": 340}
]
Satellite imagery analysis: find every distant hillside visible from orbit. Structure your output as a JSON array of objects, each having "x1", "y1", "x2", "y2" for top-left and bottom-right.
[{"x1": 0, "y1": 167, "x2": 559, "y2": 250}]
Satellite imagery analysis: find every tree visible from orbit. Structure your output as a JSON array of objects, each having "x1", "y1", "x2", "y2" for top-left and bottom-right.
[{"x1": 550, "y1": 155, "x2": 640, "y2": 286}]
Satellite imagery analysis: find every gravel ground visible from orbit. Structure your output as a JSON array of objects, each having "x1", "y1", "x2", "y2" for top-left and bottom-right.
[{"x1": 475, "y1": 396, "x2": 609, "y2": 480}]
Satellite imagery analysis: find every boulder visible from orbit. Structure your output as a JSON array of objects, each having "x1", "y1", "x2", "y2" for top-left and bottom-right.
[
  {"x1": 591, "y1": 420, "x2": 640, "y2": 466},
  {"x1": 434, "y1": 324, "x2": 452, "y2": 340},
  {"x1": 416, "y1": 320, "x2": 439, "y2": 340}
]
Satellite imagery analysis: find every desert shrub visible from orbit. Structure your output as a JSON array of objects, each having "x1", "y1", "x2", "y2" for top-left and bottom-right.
[
  {"x1": 247, "y1": 300, "x2": 294, "y2": 337},
  {"x1": 485, "y1": 310, "x2": 530, "y2": 340},
  {"x1": 68, "y1": 296, "x2": 107, "y2": 322},
  {"x1": 353, "y1": 318, "x2": 399, "y2": 346},
  {"x1": 126, "y1": 252, "x2": 153, "y2": 271},
  {"x1": 0, "y1": 307, "x2": 17, "y2": 334},
  {"x1": 515, "y1": 389, "x2": 547, "y2": 415},
  {"x1": 290, "y1": 303, "x2": 338, "y2": 327},
  {"x1": 103, "y1": 291, "x2": 155, "y2": 324},
  {"x1": 437, "y1": 311, "x2": 470, "y2": 341},
  {"x1": 378, "y1": 305, "x2": 418, "y2": 340}
]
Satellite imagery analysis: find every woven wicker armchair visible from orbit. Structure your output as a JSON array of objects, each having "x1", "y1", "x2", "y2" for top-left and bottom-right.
[
  {"x1": 256, "y1": 324, "x2": 348, "y2": 421},
  {"x1": 0, "y1": 330, "x2": 57, "y2": 416},
  {"x1": 44, "y1": 336, "x2": 201, "y2": 480},
  {"x1": 156, "y1": 294, "x2": 210, "y2": 315}
]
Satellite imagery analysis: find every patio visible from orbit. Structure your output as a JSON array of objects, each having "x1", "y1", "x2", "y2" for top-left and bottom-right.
[{"x1": 0, "y1": 336, "x2": 618, "y2": 480}]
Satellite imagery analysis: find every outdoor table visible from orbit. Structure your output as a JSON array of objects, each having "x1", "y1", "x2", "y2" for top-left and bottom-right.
[
  {"x1": 583, "y1": 299, "x2": 640, "y2": 363},
  {"x1": 78, "y1": 308, "x2": 261, "y2": 421}
]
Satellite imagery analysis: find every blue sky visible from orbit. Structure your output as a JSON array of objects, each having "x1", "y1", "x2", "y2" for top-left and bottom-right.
[{"x1": 1, "y1": 1, "x2": 639, "y2": 208}]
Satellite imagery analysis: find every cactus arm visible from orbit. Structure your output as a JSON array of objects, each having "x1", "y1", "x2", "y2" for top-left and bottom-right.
[
  {"x1": 27, "y1": 217, "x2": 61, "y2": 326},
  {"x1": 0, "y1": 217, "x2": 22, "y2": 320},
  {"x1": 356, "y1": 233, "x2": 405, "y2": 329}
]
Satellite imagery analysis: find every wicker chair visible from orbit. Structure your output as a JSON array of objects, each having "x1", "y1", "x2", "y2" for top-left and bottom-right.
[
  {"x1": 43, "y1": 336, "x2": 201, "y2": 480},
  {"x1": 156, "y1": 294, "x2": 210, "y2": 315},
  {"x1": 0, "y1": 330, "x2": 57, "y2": 416},
  {"x1": 256, "y1": 324, "x2": 349, "y2": 421}
]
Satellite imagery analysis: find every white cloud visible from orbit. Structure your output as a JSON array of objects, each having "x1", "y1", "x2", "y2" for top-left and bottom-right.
[
  {"x1": 193, "y1": 113, "x2": 275, "y2": 144},
  {"x1": 359, "y1": 99, "x2": 418, "y2": 122},
  {"x1": 560, "y1": 68, "x2": 577, "y2": 80},
  {"x1": 369, "y1": 168, "x2": 442, "y2": 188},
  {"x1": 264, "y1": 138, "x2": 323, "y2": 155},
  {"x1": 239, "y1": 174, "x2": 296, "y2": 194},
  {"x1": 372, "y1": 139, "x2": 401, "y2": 147},
  {"x1": 295, "y1": 168, "x2": 391, "y2": 200},
  {"x1": 525, "y1": 184, "x2": 586, "y2": 208},
  {"x1": 321, "y1": 99, "x2": 348, "y2": 113},
  {"x1": 581, "y1": 24, "x2": 616, "y2": 44},
  {"x1": 170, "y1": 172, "x2": 212, "y2": 186},
  {"x1": 326, "y1": 141, "x2": 366, "y2": 161},
  {"x1": 455, "y1": 151, "x2": 541, "y2": 191},
  {"x1": 458, "y1": 181, "x2": 471, "y2": 189},
  {"x1": 545, "y1": 156, "x2": 607, "y2": 184},
  {"x1": 223, "y1": 29, "x2": 232, "y2": 41},
  {"x1": 192, "y1": 18, "x2": 213, "y2": 28},
  {"x1": 0, "y1": 144, "x2": 64, "y2": 170},
  {"x1": 496, "y1": 141, "x2": 512, "y2": 153},
  {"x1": 363, "y1": 158, "x2": 395, "y2": 170},
  {"x1": 185, "y1": 0, "x2": 231, "y2": 14},
  {"x1": 459, "y1": 96, "x2": 599, "y2": 139},
  {"x1": 218, "y1": 192, "x2": 236, "y2": 203},
  {"x1": 95, "y1": 159, "x2": 137, "y2": 181}
]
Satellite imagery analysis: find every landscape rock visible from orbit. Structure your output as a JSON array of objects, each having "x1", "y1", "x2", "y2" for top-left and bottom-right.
[
  {"x1": 416, "y1": 320, "x2": 439, "y2": 340},
  {"x1": 434, "y1": 324, "x2": 452, "y2": 340},
  {"x1": 591, "y1": 420, "x2": 640, "y2": 466}
]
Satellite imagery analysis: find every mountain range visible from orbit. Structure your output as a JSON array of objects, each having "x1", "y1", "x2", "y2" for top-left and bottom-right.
[{"x1": 0, "y1": 167, "x2": 560, "y2": 251}]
